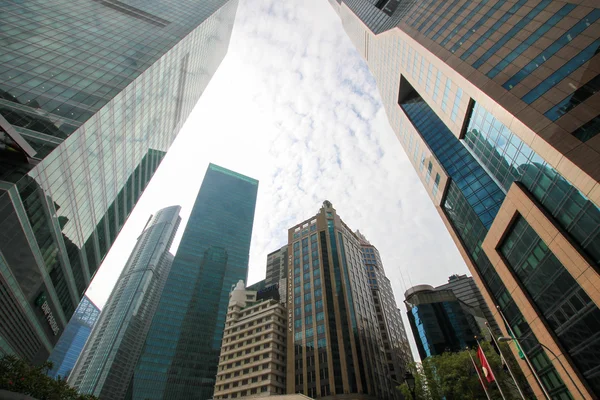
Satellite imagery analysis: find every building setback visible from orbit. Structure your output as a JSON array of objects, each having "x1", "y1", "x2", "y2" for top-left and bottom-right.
[
  {"x1": 68, "y1": 206, "x2": 181, "y2": 400},
  {"x1": 46, "y1": 296, "x2": 100, "y2": 380},
  {"x1": 287, "y1": 201, "x2": 395, "y2": 400},
  {"x1": 355, "y1": 231, "x2": 412, "y2": 387},
  {"x1": 330, "y1": 0, "x2": 600, "y2": 398},
  {"x1": 131, "y1": 164, "x2": 258, "y2": 400},
  {"x1": 213, "y1": 280, "x2": 287, "y2": 399},
  {"x1": 0, "y1": 0, "x2": 239, "y2": 364}
]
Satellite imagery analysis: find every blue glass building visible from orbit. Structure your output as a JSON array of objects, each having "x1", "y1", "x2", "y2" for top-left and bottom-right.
[
  {"x1": 131, "y1": 164, "x2": 258, "y2": 400},
  {"x1": 404, "y1": 284, "x2": 486, "y2": 359},
  {"x1": 0, "y1": 0, "x2": 239, "y2": 365},
  {"x1": 331, "y1": 0, "x2": 600, "y2": 398},
  {"x1": 47, "y1": 296, "x2": 100, "y2": 380},
  {"x1": 69, "y1": 206, "x2": 181, "y2": 400}
]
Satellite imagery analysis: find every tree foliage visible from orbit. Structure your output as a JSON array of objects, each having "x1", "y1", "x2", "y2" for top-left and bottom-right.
[
  {"x1": 398, "y1": 341, "x2": 534, "y2": 400},
  {"x1": 0, "y1": 355, "x2": 97, "y2": 400}
]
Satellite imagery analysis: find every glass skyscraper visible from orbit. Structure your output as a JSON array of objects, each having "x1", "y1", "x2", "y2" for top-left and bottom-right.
[
  {"x1": 331, "y1": 0, "x2": 600, "y2": 398},
  {"x1": 46, "y1": 295, "x2": 100, "y2": 380},
  {"x1": 404, "y1": 284, "x2": 486, "y2": 359},
  {"x1": 0, "y1": 0, "x2": 239, "y2": 365},
  {"x1": 437, "y1": 274, "x2": 500, "y2": 334},
  {"x1": 69, "y1": 206, "x2": 181, "y2": 400},
  {"x1": 131, "y1": 163, "x2": 258, "y2": 400}
]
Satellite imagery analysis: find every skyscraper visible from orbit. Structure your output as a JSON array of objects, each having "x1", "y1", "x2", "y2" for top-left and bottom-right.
[
  {"x1": 287, "y1": 201, "x2": 395, "y2": 399},
  {"x1": 404, "y1": 284, "x2": 486, "y2": 359},
  {"x1": 68, "y1": 206, "x2": 181, "y2": 400},
  {"x1": 46, "y1": 296, "x2": 100, "y2": 380},
  {"x1": 437, "y1": 274, "x2": 500, "y2": 334},
  {"x1": 265, "y1": 245, "x2": 289, "y2": 286},
  {"x1": 355, "y1": 231, "x2": 412, "y2": 386},
  {"x1": 131, "y1": 163, "x2": 258, "y2": 400},
  {"x1": 0, "y1": 0, "x2": 239, "y2": 364},
  {"x1": 331, "y1": 1, "x2": 600, "y2": 398}
]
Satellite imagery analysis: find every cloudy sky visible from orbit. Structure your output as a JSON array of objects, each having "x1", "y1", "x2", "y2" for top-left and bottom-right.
[{"x1": 86, "y1": 0, "x2": 469, "y2": 360}]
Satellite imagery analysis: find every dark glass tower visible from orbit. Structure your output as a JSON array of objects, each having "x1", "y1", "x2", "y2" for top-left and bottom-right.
[
  {"x1": 46, "y1": 296, "x2": 100, "y2": 380},
  {"x1": 437, "y1": 274, "x2": 500, "y2": 334},
  {"x1": 69, "y1": 206, "x2": 181, "y2": 400},
  {"x1": 265, "y1": 245, "x2": 288, "y2": 286},
  {"x1": 131, "y1": 164, "x2": 258, "y2": 400},
  {"x1": 331, "y1": 0, "x2": 600, "y2": 398},
  {"x1": 404, "y1": 284, "x2": 485, "y2": 359},
  {"x1": 0, "y1": 0, "x2": 239, "y2": 365}
]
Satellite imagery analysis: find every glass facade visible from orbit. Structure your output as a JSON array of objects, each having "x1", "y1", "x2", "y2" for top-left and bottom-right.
[
  {"x1": 46, "y1": 296, "x2": 100, "y2": 379},
  {"x1": 0, "y1": 0, "x2": 239, "y2": 364},
  {"x1": 464, "y1": 103, "x2": 600, "y2": 265},
  {"x1": 500, "y1": 217, "x2": 600, "y2": 394},
  {"x1": 69, "y1": 206, "x2": 181, "y2": 400},
  {"x1": 131, "y1": 164, "x2": 258, "y2": 400},
  {"x1": 341, "y1": 0, "x2": 417, "y2": 34},
  {"x1": 405, "y1": 287, "x2": 483, "y2": 359}
]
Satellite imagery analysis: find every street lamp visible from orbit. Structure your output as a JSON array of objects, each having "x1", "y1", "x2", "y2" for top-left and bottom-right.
[
  {"x1": 498, "y1": 337, "x2": 585, "y2": 399},
  {"x1": 404, "y1": 371, "x2": 416, "y2": 399}
]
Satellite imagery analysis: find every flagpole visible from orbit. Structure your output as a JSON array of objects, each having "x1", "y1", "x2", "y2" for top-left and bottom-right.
[
  {"x1": 476, "y1": 336, "x2": 507, "y2": 400},
  {"x1": 485, "y1": 322, "x2": 526, "y2": 400},
  {"x1": 467, "y1": 346, "x2": 492, "y2": 400},
  {"x1": 497, "y1": 306, "x2": 551, "y2": 400}
]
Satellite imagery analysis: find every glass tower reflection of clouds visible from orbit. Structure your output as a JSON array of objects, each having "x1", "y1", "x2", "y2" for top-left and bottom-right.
[{"x1": 0, "y1": 0, "x2": 239, "y2": 365}]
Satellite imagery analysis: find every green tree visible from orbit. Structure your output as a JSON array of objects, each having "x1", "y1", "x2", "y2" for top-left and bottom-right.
[
  {"x1": 398, "y1": 342, "x2": 534, "y2": 400},
  {"x1": 0, "y1": 355, "x2": 97, "y2": 400}
]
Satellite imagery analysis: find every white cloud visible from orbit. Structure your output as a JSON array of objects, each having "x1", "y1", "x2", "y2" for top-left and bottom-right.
[{"x1": 86, "y1": 0, "x2": 469, "y2": 361}]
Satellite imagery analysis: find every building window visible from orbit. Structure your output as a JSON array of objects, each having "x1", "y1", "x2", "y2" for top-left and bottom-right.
[
  {"x1": 432, "y1": 173, "x2": 440, "y2": 197},
  {"x1": 450, "y1": 88, "x2": 462, "y2": 122},
  {"x1": 500, "y1": 216, "x2": 600, "y2": 390},
  {"x1": 425, "y1": 161, "x2": 433, "y2": 183}
]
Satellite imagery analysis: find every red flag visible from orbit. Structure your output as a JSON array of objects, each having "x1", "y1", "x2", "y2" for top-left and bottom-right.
[{"x1": 477, "y1": 346, "x2": 495, "y2": 383}]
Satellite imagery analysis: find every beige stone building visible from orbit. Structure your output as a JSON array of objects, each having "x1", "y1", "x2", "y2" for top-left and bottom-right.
[
  {"x1": 214, "y1": 281, "x2": 287, "y2": 399},
  {"x1": 286, "y1": 202, "x2": 396, "y2": 400}
]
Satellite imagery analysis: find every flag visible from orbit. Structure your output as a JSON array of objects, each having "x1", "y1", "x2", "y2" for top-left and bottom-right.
[
  {"x1": 477, "y1": 346, "x2": 496, "y2": 383},
  {"x1": 499, "y1": 309, "x2": 525, "y2": 360},
  {"x1": 510, "y1": 332, "x2": 525, "y2": 360}
]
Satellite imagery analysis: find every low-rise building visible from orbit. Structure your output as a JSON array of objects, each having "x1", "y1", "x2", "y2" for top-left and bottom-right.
[{"x1": 214, "y1": 281, "x2": 287, "y2": 399}]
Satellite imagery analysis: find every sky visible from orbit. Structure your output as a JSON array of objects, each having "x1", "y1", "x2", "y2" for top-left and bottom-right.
[{"x1": 85, "y1": 0, "x2": 470, "y2": 360}]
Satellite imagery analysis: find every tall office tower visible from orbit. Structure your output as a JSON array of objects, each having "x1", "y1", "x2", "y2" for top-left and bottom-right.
[
  {"x1": 46, "y1": 296, "x2": 100, "y2": 379},
  {"x1": 213, "y1": 280, "x2": 287, "y2": 399},
  {"x1": 131, "y1": 164, "x2": 258, "y2": 400},
  {"x1": 0, "y1": 0, "x2": 240, "y2": 364},
  {"x1": 404, "y1": 284, "x2": 487, "y2": 359},
  {"x1": 287, "y1": 201, "x2": 394, "y2": 399},
  {"x1": 68, "y1": 206, "x2": 181, "y2": 400},
  {"x1": 331, "y1": 1, "x2": 600, "y2": 397},
  {"x1": 355, "y1": 230, "x2": 412, "y2": 386},
  {"x1": 266, "y1": 245, "x2": 289, "y2": 287},
  {"x1": 437, "y1": 274, "x2": 500, "y2": 333}
]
